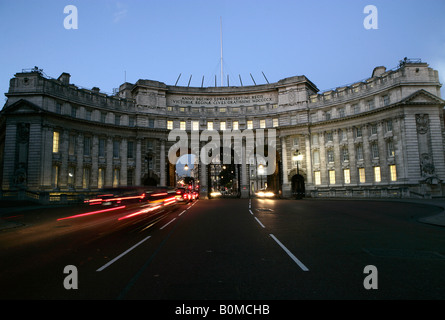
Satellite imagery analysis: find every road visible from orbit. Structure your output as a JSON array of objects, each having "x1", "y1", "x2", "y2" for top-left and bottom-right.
[{"x1": 0, "y1": 198, "x2": 444, "y2": 301}]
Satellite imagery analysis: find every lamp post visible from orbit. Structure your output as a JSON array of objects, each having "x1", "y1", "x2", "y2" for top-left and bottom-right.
[{"x1": 292, "y1": 150, "x2": 303, "y2": 198}]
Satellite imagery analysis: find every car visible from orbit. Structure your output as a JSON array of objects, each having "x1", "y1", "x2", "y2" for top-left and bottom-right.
[
  {"x1": 256, "y1": 189, "x2": 275, "y2": 198},
  {"x1": 176, "y1": 187, "x2": 191, "y2": 203}
]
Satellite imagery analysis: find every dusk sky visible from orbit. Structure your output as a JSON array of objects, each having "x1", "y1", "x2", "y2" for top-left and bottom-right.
[{"x1": 0, "y1": 0, "x2": 444, "y2": 102}]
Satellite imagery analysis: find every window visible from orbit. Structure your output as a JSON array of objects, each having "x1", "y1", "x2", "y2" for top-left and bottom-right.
[
  {"x1": 383, "y1": 95, "x2": 390, "y2": 106},
  {"x1": 220, "y1": 107, "x2": 226, "y2": 113},
  {"x1": 356, "y1": 144, "x2": 364, "y2": 160},
  {"x1": 71, "y1": 106, "x2": 77, "y2": 118},
  {"x1": 98, "y1": 168, "x2": 104, "y2": 189},
  {"x1": 329, "y1": 170, "x2": 336, "y2": 184},
  {"x1": 338, "y1": 108, "x2": 345, "y2": 118},
  {"x1": 247, "y1": 120, "x2": 253, "y2": 129},
  {"x1": 355, "y1": 126, "x2": 362, "y2": 138},
  {"x1": 180, "y1": 121, "x2": 186, "y2": 130},
  {"x1": 179, "y1": 107, "x2": 186, "y2": 112},
  {"x1": 52, "y1": 131, "x2": 60, "y2": 153},
  {"x1": 359, "y1": 168, "x2": 366, "y2": 183},
  {"x1": 148, "y1": 119, "x2": 155, "y2": 128},
  {"x1": 314, "y1": 171, "x2": 321, "y2": 185},
  {"x1": 127, "y1": 169, "x2": 134, "y2": 186},
  {"x1": 339, "y1": 129, "x2": 346, "y2": 141},
  {"x1": 167, "y1": 120, "x2": 173, "y2": 130},
  {"x1": 326, "y1": 131, "x2": 333, "y2": 142},
  {"x1": 386, "y1": 119, "x2": 393, "y2": 132},
  {"x1": 313, "y1": 150, "x2": 320, "y2": 165},
  {"x1": 312, "y1": 133, "x2": 319, "y2": 145},
  {"x1": 83, "y1": 137, "x2": 91, "y2": 156},
  {"x1": 371, "y1": 124, "x2": 377, "y2": 135},
  {"x1": 192, "y1": 121, "x2": 199, "y2": 131},
  {"x1": 82, "y1": 167, "x2": 90, "y2": 189},
  {"x1": 389, "y1": 165, "x2": 397, "y2": 181},
  {"x1": 387, "y1": 140, "x2": 395, "y2": 157},
  {"x1": 325, "y1": 111, "x2": 331, "y2": 120},
  {"x1": 220, "y1": 121, "x2": 226, "y2": 131},
  {"x1": 115, "y1": 115, "x2": 120, "y2": 126},
  {"x1": 113, "y1": 140, "x2": 120, "y2": 158},
  {"x1": 233, "y1": 121, "x2": 239, "y2": 130},
  {"x1": 127, "y1": 141, "x2": 134, "y2": 159},
  {"x1": 371, "y1": 143, "x2": 379, "y2": 158},
  {"x1": 327, "y1": 149, "x2": 334, "y2": 163},
  {"x1": 341, "y1": 147, "x2": 349, "y2": 162},
  {"x1": 374, "y1": 166, "x2": 381, "y2": 182},
  {"x1": 113, "y1": 168, "x2": 120, "y2": 187},
  {"x1": 99, "y1": 138, "x2": 106, "y2": 157},
  {"x1": 260, "y1": 119, "x2": 266, "y2": 128},
  {"x1": 167, "y1": 106, "x2": 173, "y2": 112},
  {"x1": 353, "y1": 104, "x2": 360, "y2": 114},
  {"x1": 344, "y1": 169, "x2": 351, "y2": 184},
  {"x1": 207, "y1": 121, "x2": 214, "y2": 130},
  {"x1": 129, "y1": 117, "x2": 135, "y2": 127},
  {"x1": 100, "y1": 112, "x2": 106, "y2": 123},
  {"x1": 273, "y1": 118, "x2": 279, "y2": 127},
  {"x1": 55, "y1": 103, "x2": 61, "y2": 114},
  {"x1": 367, "y1": 99, "x2": 375, "y2": 110},
  {"x1": 293, "y1": 137, "x2": 299, "y2": 147},
  {"x1": 85, "y1": 109, "x2": 92, "y2": 121}
]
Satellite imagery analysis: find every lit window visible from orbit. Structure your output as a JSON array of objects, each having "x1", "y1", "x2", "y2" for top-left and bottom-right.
[
  {"x1": 113, "y1": 168, "x2": 120, "y2": 187},
  {"x1": 180, "y1": 121, "x2": 186, "y2": 130},
  {"x1": 314, "y1": 171, "x2": 321, "y2": 185},
  {"x1": 83, "y1": 167, "x2": 90, "y2": 189},
  {"x1": 52, "y1": 131, "x2": 60, "y2": 153},
  {"x1": 233, "y1": 121, "x2": 239, "y2": 130},
  {"x1": 52, "y1": 165, "x2": 59, "y2": 187},
  {"x1": 207, "y1": 121, "x2": 214, "y2": 130},
  {"x1": 374, "y1": 166, "x2": 381, "y2": 182},
  {"x1": 247, "y1": 120, "x2": 253, "y2": 129},
  {"x1": 220, "y1": 121, "x2": 226, "y2": 131},
  {"x1": 179, "y1": 107, "x2": 185, "y2": 112},
  {"x1": 260, "y1": 119, "x2": 266, "y2": 128},
  {"x1": 273, "y1": 118, "x2": 279, "y2": 127},
  {"x1": 167, "y1": 120, "x2": 173, "y2": 130},
  {"x1": 98, "y1": 168, "x2": 104, "y2": 189},
  {"x1": 359, "y1": 168, "x2": 366, "y2": 183},
  {"x1": 329, "y1": 170, "x2": 336, "y2": 184},
  {"x1": 220, "y1": 107, "x2": 226, "y2": 113},
  {"x1": 192, "y1": 121, "x2": 199, "y2": 131},
  {"x1": 389, "y1": 165, "x2": 397, "y2": 181},
  {"x1": 344, "y1": 169, "x2": 351, "y2": 184}
]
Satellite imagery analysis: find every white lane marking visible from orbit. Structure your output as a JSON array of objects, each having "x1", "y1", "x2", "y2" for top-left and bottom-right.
[
  {"x1": 269, "y1": 234, "x2": 309, "y2": 271},
  {"x1": 254, "y1": 216, "x2": 265, "y2": 228},
  {"x1": 249, "y1": 199, "x2": 251, "y2": 208},
  {"x1": 178, "y1": 210, "x2": 187, "y2": 216},
  {"x1": 96, "y1": 235, "x2": 151, "y2": 272},
  {"x1": 159, "y1": 217, "x2": 176, "y2": 230},
  {"x1": 249, "y1": 209, "x2": 254, "y2": 215}
]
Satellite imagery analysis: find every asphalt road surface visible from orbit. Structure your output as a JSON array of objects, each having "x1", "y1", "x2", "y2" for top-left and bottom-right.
[{"x1": 1, "y1": 198, "x2": 444, "y2": 301}]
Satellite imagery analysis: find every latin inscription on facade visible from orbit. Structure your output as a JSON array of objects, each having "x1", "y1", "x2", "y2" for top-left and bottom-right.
[{"x1": 167, "y1": 93, "x2": 277, "y2": 107}]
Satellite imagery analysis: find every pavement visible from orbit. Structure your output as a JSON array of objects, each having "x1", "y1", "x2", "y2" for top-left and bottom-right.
[{"x1": 1, "y1": 197, "x2": 445, "y2": 231}]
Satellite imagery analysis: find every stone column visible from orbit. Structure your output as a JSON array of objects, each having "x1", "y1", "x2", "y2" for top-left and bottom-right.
[
  {"x1": 240, "y1": 139, "x2": 249, "y2": 198},
  {"x1": 91, "y1": 135, "x2": 99, "y2": 188},
  {"x1": 281, "y1": 136, "x2": 291, "y2": 197},
  {"x1": 105, "y1": 136, "x2": 113, "y2": 187},
  {"x1": 160, "y1": 139, "x2": 166, "y2": 186},
  {"x1": 120, "y1": 138, "x2": 128, "y2": 186},
  {"x1": 2, "y1": 123, "x2": 17, "y2": 190},
  {"x1": 135, "y1": 139, "x2": 142, "y2": 186}
]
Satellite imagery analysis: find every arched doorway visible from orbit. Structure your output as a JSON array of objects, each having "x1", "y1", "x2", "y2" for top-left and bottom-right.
[{"x1": 291, "y1": 174, "x2": 305, "y2": 199}]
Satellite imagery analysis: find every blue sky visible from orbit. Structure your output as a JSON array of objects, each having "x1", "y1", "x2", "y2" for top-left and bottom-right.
[{"x1": 0, "y1": 0, "x2": 444, "y2": 101}]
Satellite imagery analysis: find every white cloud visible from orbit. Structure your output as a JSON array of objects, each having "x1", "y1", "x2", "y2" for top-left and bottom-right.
[{"x1": 113, "y1": 2, "x2": 128, "y2": 23}]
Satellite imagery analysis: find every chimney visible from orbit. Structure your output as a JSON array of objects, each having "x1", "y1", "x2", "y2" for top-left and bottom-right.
[{"x1": 58, "y1": 72, "x2": 71, "y2": 85}]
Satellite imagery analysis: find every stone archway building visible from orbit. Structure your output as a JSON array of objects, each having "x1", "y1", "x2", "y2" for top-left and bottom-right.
[{"x1": 1, "y1": 59, "x2": 444, "y2": 202}]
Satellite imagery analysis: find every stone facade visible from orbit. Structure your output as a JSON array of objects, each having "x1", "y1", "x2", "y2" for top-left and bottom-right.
[{"x1": 0, "y1": 60, "x2": 444, "y2": 202}]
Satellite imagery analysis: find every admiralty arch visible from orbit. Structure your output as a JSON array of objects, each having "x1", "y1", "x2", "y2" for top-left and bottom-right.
[{"x1": 1, "y1": 59, "x2": 444, "y2": 202}]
